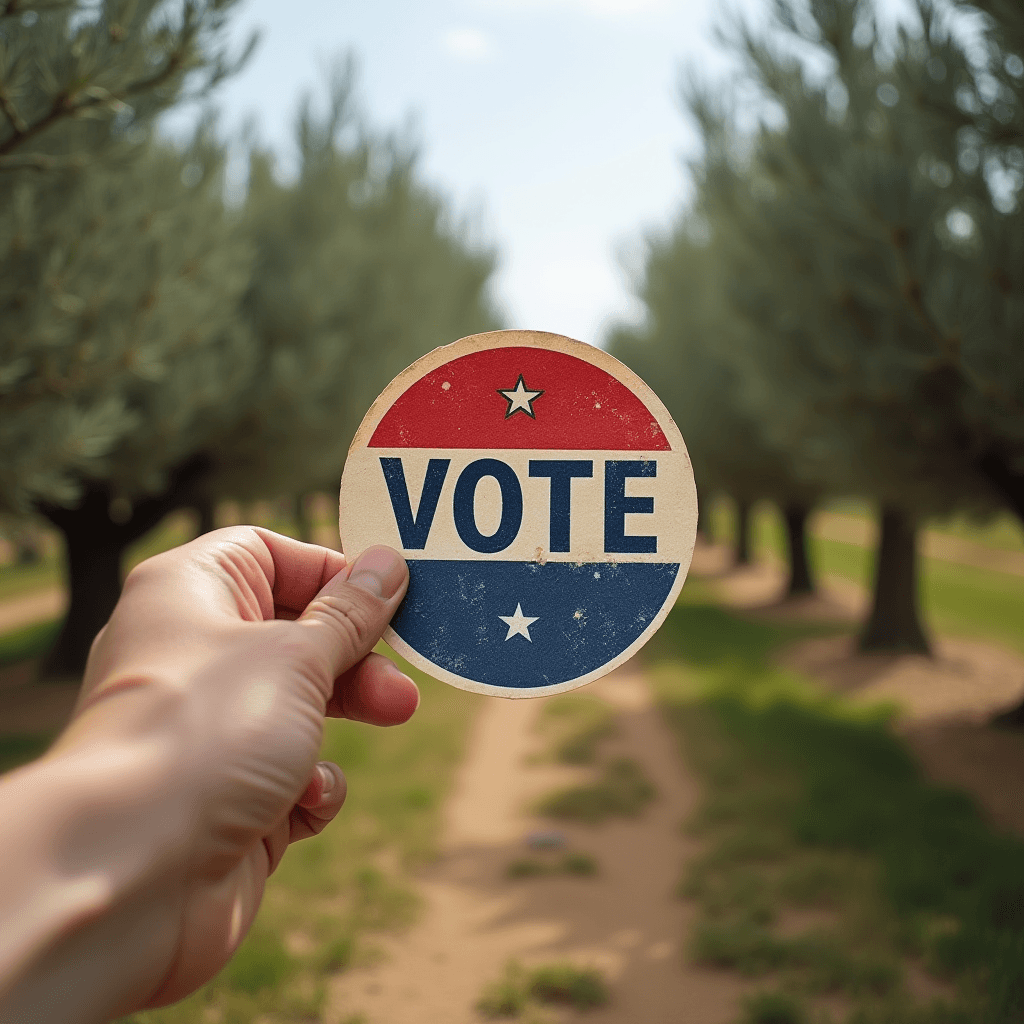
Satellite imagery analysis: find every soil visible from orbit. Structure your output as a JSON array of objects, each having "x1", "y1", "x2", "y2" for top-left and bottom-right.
[{"x1": 327, "y1": 667, "x2": 752, "y2": 1024}]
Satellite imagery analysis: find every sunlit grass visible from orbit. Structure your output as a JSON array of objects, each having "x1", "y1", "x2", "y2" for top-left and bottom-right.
[
  {"x1": 648, "y1": 596, "x2": 1024, "y2": 1023},
  {"x1": 712, "y1": 499, "x2": 1024, "y2": 655}
]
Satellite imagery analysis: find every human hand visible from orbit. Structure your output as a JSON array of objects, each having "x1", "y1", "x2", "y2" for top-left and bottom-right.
[{"x1": 4, "y1": 527, "x2": 416, "y2": 1021}]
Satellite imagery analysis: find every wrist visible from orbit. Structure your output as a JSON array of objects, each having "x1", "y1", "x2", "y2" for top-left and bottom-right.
[{"x1": 0, "y1": 684, "x2": 195, "y2": 1006}]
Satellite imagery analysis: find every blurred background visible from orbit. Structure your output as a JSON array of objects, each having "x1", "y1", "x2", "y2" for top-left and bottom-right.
[{"x1": 3, "y1": 1, "x2": 1024, "y2": 1022}]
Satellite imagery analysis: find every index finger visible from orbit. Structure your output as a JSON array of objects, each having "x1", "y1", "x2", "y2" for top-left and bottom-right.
[{"x1": 252, "y1": 528, "x2": 348, "y2": 615}]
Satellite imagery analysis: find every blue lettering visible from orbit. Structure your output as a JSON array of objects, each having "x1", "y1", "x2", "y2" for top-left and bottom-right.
[
  {"x1": 604, "y1": 460, "x2": 657, "y2": 553},
  {"x1": 380, "y1": 457, "x2": 450, "y2": 549},
  {"x1": 453, "y1": 459, "x2": 523, "y2": 553},
  {"x1": 528, "y1": 460, "x2": 593, "y2": 552}
]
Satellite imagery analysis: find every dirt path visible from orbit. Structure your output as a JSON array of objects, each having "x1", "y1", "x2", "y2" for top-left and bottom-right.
[{"x1": 328, "y1": 667, "x2": 750, "y2": 1024}]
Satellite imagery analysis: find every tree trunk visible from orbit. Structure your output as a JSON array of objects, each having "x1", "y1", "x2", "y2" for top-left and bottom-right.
[
  {"x1": 782, "y1": 503, "x2": 815, "y2": 597},
  {"x1": 293, "y1": 494, "x2": 312, "y2": 544},
  {"x1": 735, "y1": 499, "x2": 752, "y2": 566},
  {"x1": 976, "y1": 450, "x2": 1024, "y2": 725},
  {"x1": 42, "y1": 492, "x2": 128, "y2": 679},
  {"x1": 858, "y1": 505, "x2": 931, "y2": 655},
  {"x1": 38, "y1": 456, "x2": 210, "y2": 679},
  {"x1": 977, "y1": 449, "x2": 1024, "y2": 523},
  {"x1": 195, "y1": 496, "x2": 216, "y2": 535}
]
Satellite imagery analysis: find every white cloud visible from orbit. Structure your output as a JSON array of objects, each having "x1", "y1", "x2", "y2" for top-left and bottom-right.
[{"x1": 441, "y1": 27, "x2": 494, "y2": 62}]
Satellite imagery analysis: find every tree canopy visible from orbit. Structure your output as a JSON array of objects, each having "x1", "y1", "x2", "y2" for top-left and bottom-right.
[
  {"x1": 614, "y1": 0, "x2": 1024, "y2": 652},
  {"x1": 0, "y1": 7, "x2": 500, "y2": 675}
]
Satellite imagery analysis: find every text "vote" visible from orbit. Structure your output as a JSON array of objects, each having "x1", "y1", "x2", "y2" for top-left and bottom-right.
[{"x1": 380, "y1": 457, "x2": 657, "y2": 555}]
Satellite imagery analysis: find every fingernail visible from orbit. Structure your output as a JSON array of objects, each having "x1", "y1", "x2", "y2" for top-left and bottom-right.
[
  {"x1": 317, "y1": 762, "x2": 335, "y2": 798},
  {"x1": 347, "y1": 546, "x2": 407, "y2": 600}
]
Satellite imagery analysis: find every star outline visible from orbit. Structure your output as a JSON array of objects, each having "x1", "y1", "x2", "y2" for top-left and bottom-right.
[{"x1": 497, "y1": 374, "x2": 544, "y2": 419}]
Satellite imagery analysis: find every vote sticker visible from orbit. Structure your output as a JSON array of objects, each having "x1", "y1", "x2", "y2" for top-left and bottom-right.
[{"x1": 339, "y1": 329, "x2": 698, "y2": 698}]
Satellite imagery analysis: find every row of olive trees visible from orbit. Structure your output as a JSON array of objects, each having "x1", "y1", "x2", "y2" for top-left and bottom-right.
[
  {"x1": 0, "y1": 3, "x2": 499, "y2": 675},
  {"x1": 612, "y1": 0, "x2": 1024, "y2": 662}
]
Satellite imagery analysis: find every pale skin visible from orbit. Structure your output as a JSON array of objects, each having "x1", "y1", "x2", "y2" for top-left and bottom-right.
[{"x1": 0, "y1": 527, "x2": 418, "y2": 1024}]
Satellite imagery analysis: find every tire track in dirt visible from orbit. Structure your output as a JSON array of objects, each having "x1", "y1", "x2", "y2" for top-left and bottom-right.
[{"x1": 327, "y1": 666, "x2": 750, "y2": 1024}]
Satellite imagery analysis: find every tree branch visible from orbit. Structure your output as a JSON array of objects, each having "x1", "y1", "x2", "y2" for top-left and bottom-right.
[{"x1": 0, "y1": 33, "x2": 193, "y2": 164}]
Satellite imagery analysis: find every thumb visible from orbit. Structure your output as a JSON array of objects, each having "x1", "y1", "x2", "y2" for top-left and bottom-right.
[{"x1": 295, "y1": 546, "x2": 409, "y2": 681}]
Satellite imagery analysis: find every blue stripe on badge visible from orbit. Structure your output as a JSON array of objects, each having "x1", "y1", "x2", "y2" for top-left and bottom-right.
[{"x1": 391, "y1": 560, "x2": 680, "y2": 689}]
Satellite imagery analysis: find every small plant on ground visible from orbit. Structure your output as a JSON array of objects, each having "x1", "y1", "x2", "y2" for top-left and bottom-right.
[
  {"x1": 507, "y1": 857, "x2": 549, "y2": 879},
  {"x1": 649, "y1": 597, "x2": 1024, "y2": 1022},
  {"x1": 536, "y1": 757, "x2": 656, "y2": 823},
  {"x1": 741, "y1": 990, "x2": 807, "y2": 1024},
  {"x1": 561, "y1": 852, "x2": 598, "y2": 876},
  {"x1": 477, "y1": 961, "x2": 529, "y2": 1018},
  {"x1": 506, "y1": 852, "x2": 599, "y2": 879},
  {"x1": 527, "y1": 963, "x2": 609, "y2": 1010},
  {"x1": 537, "y1": 694, "x2": 617, "y2": 765},
  {"x1": 476, "y1": 961, "x2": 610, "y2": 1017}
]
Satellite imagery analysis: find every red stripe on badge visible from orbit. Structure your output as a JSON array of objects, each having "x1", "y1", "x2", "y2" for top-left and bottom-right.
[{"x1": 368, "y1": 346, "x2": 670, "y2": 450}]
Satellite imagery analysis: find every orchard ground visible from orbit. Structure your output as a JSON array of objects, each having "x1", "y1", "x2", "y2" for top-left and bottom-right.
[{"x1": 2, "y1": 500, "x2": 1024, "y2": 1022}]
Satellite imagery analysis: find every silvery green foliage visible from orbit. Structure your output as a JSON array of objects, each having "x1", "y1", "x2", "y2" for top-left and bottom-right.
[
  {"x1": 209, "y1": 65, "x2": 500, "y2": 501},
  {"x1": 0, "y1": 0, "x2": 255, "y2": 513},
  {"x1": 610, "y1": 220, "x2": 819, "y2": 510},
  {"x1": 0, "y1": 0, "x2": 252, "y2": 172},
  {"x1": 0, "y1": 126, "x2": 255, "y2": 514},
  {"x1": 660, "y1": 0, "x2": 1023, "y2": 517}
]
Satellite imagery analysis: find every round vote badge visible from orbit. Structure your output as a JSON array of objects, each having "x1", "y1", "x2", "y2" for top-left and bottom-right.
[{"x1": 339, "y1": 330, "x2": 698, "y2": 698}]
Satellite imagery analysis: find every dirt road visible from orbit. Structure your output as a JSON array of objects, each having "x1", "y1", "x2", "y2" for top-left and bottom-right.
[{"x1": 328, "y1": 667, "x2": 750, "y2": 1024}]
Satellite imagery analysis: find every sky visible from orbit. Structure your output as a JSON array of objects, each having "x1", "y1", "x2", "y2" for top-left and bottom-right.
[{"x1": 199, "y1": 0, "x2": 768, "y2": 346}]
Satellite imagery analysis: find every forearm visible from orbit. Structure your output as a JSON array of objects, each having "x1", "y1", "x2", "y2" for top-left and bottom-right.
[{"x1": 0, "y1": 686, "x2": 194, "y2": 1023}]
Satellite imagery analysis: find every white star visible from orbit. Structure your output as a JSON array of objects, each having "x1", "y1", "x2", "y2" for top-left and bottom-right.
[
  {"x1": 498, "y1": 603, "x2": 539, "y2": 642},
  {"x1": 497, "y1": 375, "x2": 544, "y2": 419}
]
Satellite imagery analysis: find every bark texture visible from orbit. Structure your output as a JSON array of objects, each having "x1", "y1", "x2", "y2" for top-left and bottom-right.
[
  {"x1": 858, "y1": 505, "x2": 931, "y2": 655},
  {"x1": 734, "y1": 499, "x2": 752, "y2": 566},
  {"x1": 782, "y1": 503, "x2": 815, "y2": 597},
  {"x1": 38, "y1": 457, "x2": 210, "y2": 678}
]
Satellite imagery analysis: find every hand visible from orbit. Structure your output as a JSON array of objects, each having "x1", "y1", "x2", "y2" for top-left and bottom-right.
[{"x1": 3, "y1": 527, "x2": 416, "y2": 1021}]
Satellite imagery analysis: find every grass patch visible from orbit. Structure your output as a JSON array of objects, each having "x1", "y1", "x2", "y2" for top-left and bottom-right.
[
  {"x1": 536, "y1": 757, "x2": 655, "y2": 824},
  {"x1": 477, "y1": 961, "x2": 609, "y2": 1018},
  {"x1": 506, "y1": 851, "x2": 598, "y2": 879},
  {"x1": 649, "y1": 595, "x2": 1024, "y2": 1021},
  {"x1": 0, "y1": 733, "x2": 54, "y2": 774},
  {"x1": 724, "y1": 500, "x2": 1024, "y2": 656},
  {"x1": 0, "y1": 618, "x2": 62, "y2": 668},
  {"x1": 741, "y1": 989, "x2": 807, "y2": 1024},
  {"x1": 527, "y1": 963, "x2": 608, "y2": 1008},
  {"x1": 536, "y1": 691, "x2": 616, "y2": 765},
  {"x1": 0, "y1": 550, "x2": 61, "y2": 601}
]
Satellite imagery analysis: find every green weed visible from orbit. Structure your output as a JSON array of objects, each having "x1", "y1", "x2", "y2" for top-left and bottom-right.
[
  {"x1": 477, "y1": 961, "x2": 609, "y2": 1017},
  {"x1": 528, "y1": 963, "x2": 608, "y2": 1009},
  {"x1": 0, "y1": 618, "x2": 61, "y2": 668},
  {"x1": 505, "y1": 852, "x2": 599, "y2": 879},
  {"x1": 0, "y1": 733, "x2": 53, "y2": 774},
  {"x1": 536, "y1": 757, "x2": 655, "y2": 823},
  {"x1": 538, "y1": 692, "x2": 616, "y2": 764},
  {"x1": 741, "y1": 989, "x2": 807, "y2": 1024},
  {"x1": 507, "y1": 857, "x2": 549, "y2": 878},
  {"x1": 477, "y1": 961, "x2": 529, "y2": 1018},
  {"x1": 222, "y1": 928, "x2": 294, "y2": 995},
  {"x1": 651, "y1": 597, "x2": 1024, "y2": 1021},
  {"x1": 562, "y1": 852, "x2": 598, "y2": 876}
]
